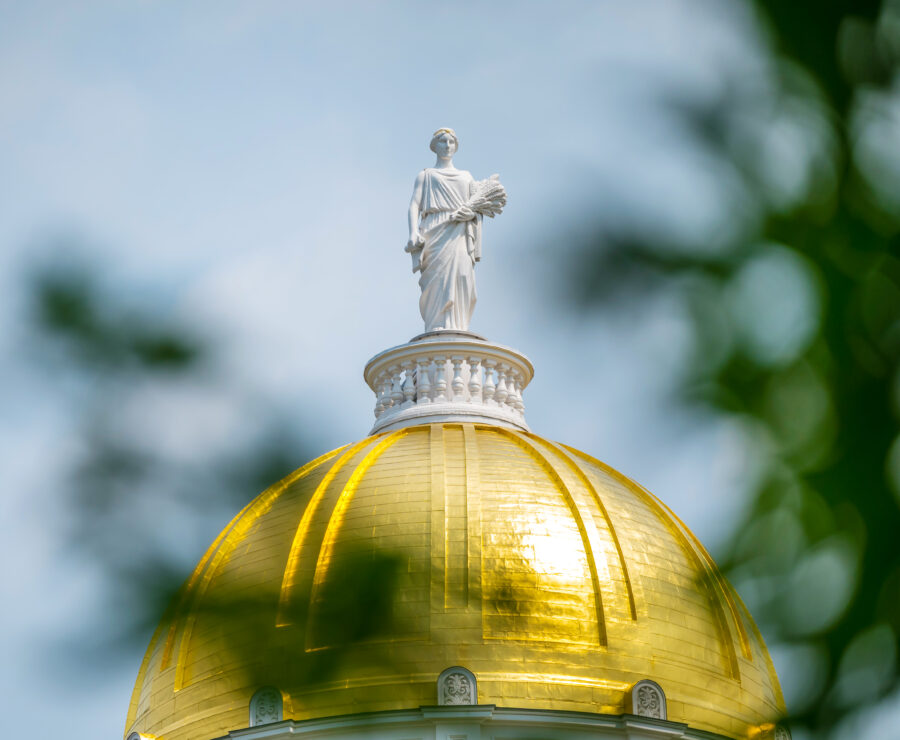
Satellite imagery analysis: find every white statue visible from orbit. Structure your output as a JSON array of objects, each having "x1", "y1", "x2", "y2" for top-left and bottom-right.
[{"x1": 406, "y1": 128, "x2": 506, "y2": 332}]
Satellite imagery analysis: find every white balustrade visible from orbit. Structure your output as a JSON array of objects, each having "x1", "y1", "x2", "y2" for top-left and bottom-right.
[{"x1": 364, "y1": 332, "x2": 533, "y2": 433}]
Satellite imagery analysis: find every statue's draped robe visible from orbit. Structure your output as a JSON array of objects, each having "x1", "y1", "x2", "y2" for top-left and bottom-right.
[{"x1": 417, "y1": 168, "x2": 481, "y2": 332}]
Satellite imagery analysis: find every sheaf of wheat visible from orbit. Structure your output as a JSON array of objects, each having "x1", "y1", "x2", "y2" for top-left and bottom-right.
[{"x1": 467, "y1": 176, "x2": 507, "y2": 218}]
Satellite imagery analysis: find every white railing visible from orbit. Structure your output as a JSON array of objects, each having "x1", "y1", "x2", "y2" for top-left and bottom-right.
[{"x1": 364, "y1": 331, "x2": 534, "y2": 433}]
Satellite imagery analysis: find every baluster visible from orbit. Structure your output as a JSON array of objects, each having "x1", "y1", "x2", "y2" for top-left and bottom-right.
[
  {"x1": 380, "y1": 371, "x2": 394, "y2": 412},
  {"x1": 433, "y1": 355, "x2": 448, "y2": 402},
  {"x1": 389, "y1": 365, "x2": 404, "y2": 408},
  {"x1": 401, "y1": 360, "x2": 416, "y2": 408},
  {"x1": 504, "y1": 372, "x2": 517, "y2": 413},
  {"x1": 373, "y1": 375, "x2": 382, "y2": 418},
  {"x1": 374, "y1": 369, "x2": 388, "y2": 417},
  {"x1": 416, "y1": 356, "x2": 432, "y2": 404},
  {"x1": 504, "y1": 368, "x2": 517, "y2": 412},
  {"x1": 450, "y1": 356, "x2": 465, "y2": 401},
  {"x1": 467, "y1": 356, "x2": 482, "y2": 403},
  {"x1": 512, "y1": 370, "x2": 526, "y2": 413},
  {"x1": 495, "y1": 363, "x2": 509, "y2": 407},
  {"x1": 508, "y1": 371, "x2": 523, "y2": 414},
  {"x1": 482, "y1": 359, "x2": 496, "y2": 405},
  {"x1": 518, "y1": 371, "x2": 527, "y2": 413}
]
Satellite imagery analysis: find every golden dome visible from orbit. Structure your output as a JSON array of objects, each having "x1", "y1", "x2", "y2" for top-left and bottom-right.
[{"x1": 125, "y1": 423, "x2": 784, "y2": 740}]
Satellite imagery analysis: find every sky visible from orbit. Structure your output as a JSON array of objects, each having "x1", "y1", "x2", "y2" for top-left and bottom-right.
[{"x1": 0, "y1": 1, "x2": 863, "y2": 738}]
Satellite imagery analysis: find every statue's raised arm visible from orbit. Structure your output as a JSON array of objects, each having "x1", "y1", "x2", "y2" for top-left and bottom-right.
[{"x1": 406, "y1": 128, "x2": 506, "y2": 333}]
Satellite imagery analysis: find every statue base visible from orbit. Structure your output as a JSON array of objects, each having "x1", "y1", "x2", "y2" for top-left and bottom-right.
[{"x1": 409, "y1": 329, "x2": 488, "y2": 343}]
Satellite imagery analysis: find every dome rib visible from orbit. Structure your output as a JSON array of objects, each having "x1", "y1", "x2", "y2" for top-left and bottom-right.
[
  {"x1": 125, "y1": 615, "x2": 166, "y2": 730},
  {"x1": 431, "y1": 424, "x2": 451, "y2": 609},
  {"x1": 535, "y1": 435, "x2": 638, "y2": 621},
  {"x1": 434, "y1": 423, "x2": 472, "y2": 610},
  {"x1": 276, "y1": 437, "x2": 378, "y2": 627},
  {"x1": 125, "y1": 444, "x2": 348, "y2": 729},
  {"x1": 460, "y1": 423, "x2": 482, "y2": 607},
  {"x1": 172, "y1": 503, "x2": 265, "y2": 690},
  {"x1": 163, "y1": 499, "x2": 253, "y2": 670},
  {"x1": 127, "y1": 536, "x2": 230, "y2": 729},
  {"x1": 735, "y1": 589, "x2": 786, "y2": 708},
  {"x1": 561, "y1": 445, "x2": 744, "y2": 681},
  {"x1": 496, "y1": 428, "x2": 608, "y2": 646},
  {"x1": 306, "y1": 430, "x2": 409, "y2": 649},
  {"x1": 658, "y1": 499, "x2": 753, "y2": 662},
  {"x1": 173, "y1": 446, "x2": 346, "y2": 689}
]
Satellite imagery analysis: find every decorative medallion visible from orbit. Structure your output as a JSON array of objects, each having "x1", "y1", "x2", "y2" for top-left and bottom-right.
[
  {"x1": 437, "y1": 666, "x2": 477, "y2": 706},
  {"x1": 629, "y1": 679, "x2": 666, "y2": 720},
  {"x1": 249, "y1": 686, "x2": 283, "y2": 726}
]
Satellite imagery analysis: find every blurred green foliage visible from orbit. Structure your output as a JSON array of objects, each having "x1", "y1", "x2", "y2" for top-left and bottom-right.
[
  {"x1": 34, "y1": 265, "x2": 203, "y2": 370},
  {"x1": 572, "y1": 0, "x2": 900, "y2": 734},
  {"x1": 27, "y1": 258, "x2": 401, "y2": 688}
]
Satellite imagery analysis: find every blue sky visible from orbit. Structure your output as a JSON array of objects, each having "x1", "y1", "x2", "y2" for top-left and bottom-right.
[{"x1": 8, "y1": 2, "x2": 895, "y2": 738}]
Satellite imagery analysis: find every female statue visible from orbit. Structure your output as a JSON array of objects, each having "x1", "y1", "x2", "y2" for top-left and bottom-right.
[{"x1": 406, "y1": 128, "x2": 506, "y2": 332}]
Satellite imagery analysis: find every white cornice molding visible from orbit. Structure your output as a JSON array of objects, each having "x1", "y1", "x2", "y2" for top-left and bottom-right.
[{"x1": 212, "y1": 705, "x2": 735, "y2": 740}]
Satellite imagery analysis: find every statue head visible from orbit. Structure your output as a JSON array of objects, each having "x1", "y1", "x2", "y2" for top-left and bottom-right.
[{"x1": 430, "y1": 128, "x2": 458, "y2": 157}]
